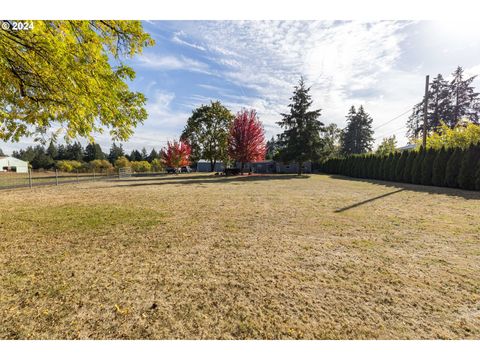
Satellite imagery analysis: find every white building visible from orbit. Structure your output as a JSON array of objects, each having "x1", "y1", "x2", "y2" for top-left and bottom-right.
[{"x1": 0, "y1": 156, "x2": 29, "y2": 173}]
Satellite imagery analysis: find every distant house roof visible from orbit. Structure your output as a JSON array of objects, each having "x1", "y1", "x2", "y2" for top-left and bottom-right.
[
  {"x1": 397, "y1": 144, "x2": 416, "y2": 151},
  {"x1": 0, "y1": 156, "x2": 28, "y2": 165}
]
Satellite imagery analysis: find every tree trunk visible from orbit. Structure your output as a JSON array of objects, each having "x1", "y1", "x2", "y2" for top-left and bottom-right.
[
  {"x1": 210, "y1": 159, "x2": 215, "y2": 172},
  {"x1": 297, "y1": 162, "x2": 303, "y2": 176},
  {"x1": 240, "y1": 162, "x2": 244, "y2": 175}
]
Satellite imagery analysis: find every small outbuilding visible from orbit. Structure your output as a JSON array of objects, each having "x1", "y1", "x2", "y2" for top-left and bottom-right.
[
  {"x1": 276, "y1": 161, "x2": 312, "y2": 174},
  {"x1": 0, "y1": 156, "x2": 29, "y2": 173},
  {"x1": 236, "y1": 160, "x2": 276, "y2": 173},
  {"x1": 196, "y1": 160, "x2": 224, "y2": 172}
]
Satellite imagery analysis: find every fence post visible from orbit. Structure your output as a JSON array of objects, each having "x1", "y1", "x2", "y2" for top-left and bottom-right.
[
  {"x1": 28, "y1": 169, "x2": 32, "y2": 189},
  {"x1": 56, "y1": 169, "x2": 59, "y2": 186},
  {"x1": 93, "y1": 169, "x2": 96, "y2": 181},
  {"x1": 76, "y1": 169, "x2": 79, "y2": 183},
  {"x1": 118, "y1": 168, "x2": 120, "y2": 179}
]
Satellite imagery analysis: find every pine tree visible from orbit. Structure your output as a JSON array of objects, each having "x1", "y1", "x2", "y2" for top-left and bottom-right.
[
  {"x1": 420, "y1": 148, "x2": 436, "y2": 185},
  {"x1": 449, "y1": 66, "x2": 480, "y2": 126},
  {"x1": 407, "y1": 67, "x2": 480, "y2": 138},
  {"x1": 265, "y1": 137, "x2": 278, "y2": 160},
  {"x1": 147, "y1": 149, "x2": 159, "y2": 162},
  {"x1": 46, "y1": 141, "x2": 58, "y2": 160},
  {"x1": 341, "y1": 105, "x2": 374, "y2": 155},
  {"x1": 108, "y1": 143, "x2": 125, "y2": 164},
  {"x1": 276, "y1": 77, "x2": 325, "y2": 175},
  {"x1": 129, "y1": 149, "x2": 142, "y2": 162},
  {"x1": 84, "y1": 143, "x2": 105, "y2": 162},
  {"x1": 432, "y1": 147, "x2": 451, "y2": 187},
  {"x1": 458, "y1": 145, "x2": 480, "y2": 190},
  {"x1": 141, "y1": 147, "x2": 148, "y2": 161},
  {"x1": 429, "y1": 74, "x2": 452, "y2": 130},
  {"x1": 65, "y1": 142, "x2": 84, "y2": 161},
  {"x1": 445, "y1": 148, "x2": 464, "y2": 188}
]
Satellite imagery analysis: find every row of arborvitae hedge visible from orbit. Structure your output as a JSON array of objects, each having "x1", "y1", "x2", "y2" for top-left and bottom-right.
[{"x1": 318, "y1": 145, "x2": 480, "y2": 190}]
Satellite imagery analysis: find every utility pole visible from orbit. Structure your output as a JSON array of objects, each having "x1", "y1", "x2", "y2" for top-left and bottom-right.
[{"x1": 422, "y1": 75, "x2": 429, "y2": 149}]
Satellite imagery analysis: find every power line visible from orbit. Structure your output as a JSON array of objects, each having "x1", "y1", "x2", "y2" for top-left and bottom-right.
[
  {"x1": 374, "y1": 125, "x2": 408, "y2": 141},
  {"x1": 373, "y1": 106, "x2": 414, "y2": 131}
]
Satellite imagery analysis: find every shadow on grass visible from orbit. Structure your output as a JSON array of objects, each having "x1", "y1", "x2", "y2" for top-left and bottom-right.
[
  {"x1": 335, "y1": 189, "x2": 405, "y2": 213},
  {"x1": 104, "y1": 173, "x2": 310, "y2": 188},
  {"x1": 325, "y1": 174, "x2": 480, "y2": 201}
]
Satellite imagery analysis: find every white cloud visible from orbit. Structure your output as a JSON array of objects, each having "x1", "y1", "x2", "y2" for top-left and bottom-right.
[
  {"x1": 136, "y1": 53, "x2": 210, "y2": 74},
  {"x1": 172, "y1": 31, "x2": 207, "y2": 51},
  {"x1": 174, "y1": 20, "x2": 415, "y2": 143}
]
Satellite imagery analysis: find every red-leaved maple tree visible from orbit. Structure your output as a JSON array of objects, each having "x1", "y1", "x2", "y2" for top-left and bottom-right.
[
  {"x1": 160, "y1": 140, "x2": 191, "y2": 169},
  {"x1": 228, "y1": 109, "x2": 266, "y2": 172}
]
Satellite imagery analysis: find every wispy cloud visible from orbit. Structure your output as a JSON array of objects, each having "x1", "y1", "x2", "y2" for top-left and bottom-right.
[
  {"x1": 136, "y1": 53, "x2": 210, "y2": 74},
  {"x1": 172, "y1": 31, "x2": 206, "y2": 51},
  {"x1": 173, "y1": 21, "x2": 415, "y2": 142}
]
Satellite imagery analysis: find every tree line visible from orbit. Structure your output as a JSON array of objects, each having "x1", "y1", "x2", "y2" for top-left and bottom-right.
[
  {"x1": 7, "y1": 142, "x2": 163, "y2": 171},
  {"x1": 407, "y1": 66, "x2": 480, "y2": 138},
  {"x1": 319, "y1": 144, "x2": 480, "y2": 191}
]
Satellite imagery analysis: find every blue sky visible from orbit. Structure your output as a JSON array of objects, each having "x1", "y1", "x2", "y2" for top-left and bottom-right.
[{"x1": 3, "y1": 20, "x2": 480, "y2": 154}]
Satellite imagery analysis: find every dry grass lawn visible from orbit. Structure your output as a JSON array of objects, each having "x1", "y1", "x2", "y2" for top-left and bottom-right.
[{"x1": 0, "y1": 173, "x2": 479, "y2": 339}]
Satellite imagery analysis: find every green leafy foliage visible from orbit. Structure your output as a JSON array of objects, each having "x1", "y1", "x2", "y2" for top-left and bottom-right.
[
  {"x1": 130, "y1": 160, "x2": 152, "y2": 173},
  {"x1": 0, "y1": 20, "x2": 153, "y2": 142},
  {"x1": 376, "y1": 136, "x2": 397, "y2": 156},
  {"x1": 181, "y1": 101, "x2": 234, "y2": 171}
]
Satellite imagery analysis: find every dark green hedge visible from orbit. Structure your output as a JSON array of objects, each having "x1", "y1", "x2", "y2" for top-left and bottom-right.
[{"x1": 319, "y1": 145, "x2": 480, "y2": 190}]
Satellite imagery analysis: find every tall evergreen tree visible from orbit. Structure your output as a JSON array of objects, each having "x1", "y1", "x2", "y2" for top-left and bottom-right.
[
  {"x1": 46, "y1": 141, "x2": 58, "y2": 160},
  {"x1": 108, "y1": 143, "x2": 125, "y2": 164},
  {"x1": 141, "y1": 147, "x2": 148, "y2": 161},
  {"x1": 129, "y1": 149, "x2": 142, "y2": 162},
  {"x1": 276, "y1": 77, "x2": 325, "y2": 175},
  {"x1": 265, "y1": 137, "x2": 279, "y2": 160},
  {"x1": 407, "y1": 67, "x2": 480, "y2": 139},
  {"x1": 407, "y1": 74, "x2": 451, "y2": 139},
  {"x1": 341, "y1": 105, "x2": 374, "y2": 155},
  {"x1": 449, "y1": 66, "x2": 480, "y2": 126},
  {"x1": 147, "y1": 149, "x2": 159, "y2": 162},
  {"x1": 65, "y1": 142, "x2": 84, "y2": 161},
  {"x1": 84, "y1": 143, "x2": 105, "y2": 162},
  {"x1": 56, "y1": 144, "x2": 67, "y2": 160}
]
